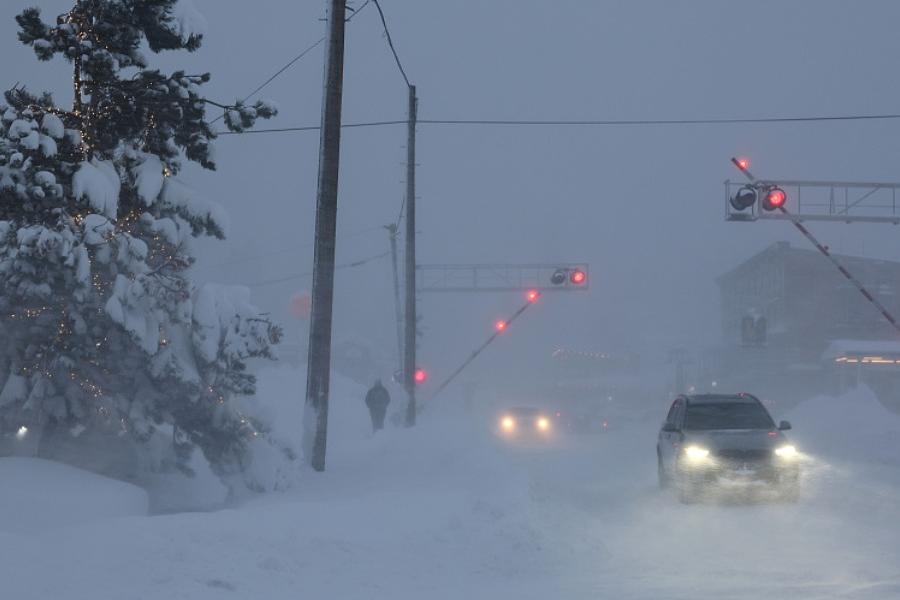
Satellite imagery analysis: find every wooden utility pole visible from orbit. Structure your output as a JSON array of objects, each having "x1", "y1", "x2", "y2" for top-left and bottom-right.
[
  {"x1": 403, "y1": 85, "x2": 418, "y2": 426},
  {"x1": 303, "y1": 0, "x2": 347, "y2": 472}
]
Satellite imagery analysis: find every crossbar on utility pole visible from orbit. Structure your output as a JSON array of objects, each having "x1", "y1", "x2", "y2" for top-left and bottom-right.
[
  {"x1": 303, "y1": 0, "x2": 347, "y2": 472},
  {"x1": 404, "y1": 85, "x2": 418, "y2": 426}
]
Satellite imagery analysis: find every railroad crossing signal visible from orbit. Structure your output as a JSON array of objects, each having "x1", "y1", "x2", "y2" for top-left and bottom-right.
[
  {"x1": 729, "y1": 183, "x2": 787, "y2": 213},
  {"x1": 725, "y1": 156, "x2": 900, "y2": 224},
  {"x1": 729, "y1": 158, "x2": 789, "y2": 214}
]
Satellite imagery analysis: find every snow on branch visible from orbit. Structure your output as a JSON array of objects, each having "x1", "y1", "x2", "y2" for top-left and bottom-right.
[{"x1": 73, "y1": 160, "x2": 120, "y2": 219}]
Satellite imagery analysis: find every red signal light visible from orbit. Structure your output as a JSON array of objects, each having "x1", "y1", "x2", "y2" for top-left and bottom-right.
[
  {"x1": 526, "y1": 289, "x2": 540, "y2": 303},
  {"x1": 495, "y1": 320, "x2": 507, "y2": 332},
  {"x1": 413, "y1": 368, "x2": 427, "y2": 384},
  {"x1": 763, "y1": 187, "x2": 786, "y2": 211},
  {"x1": 570, "y1": 270, "x2": 586, "y2": 285},
  {"x1": 736, "y1": 157, "x2": 750, "y2": 171}
]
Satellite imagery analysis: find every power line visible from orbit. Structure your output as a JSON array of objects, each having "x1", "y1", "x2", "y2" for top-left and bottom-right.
[
  {"x1": 210, "y1": 0, "x2": 372, "y2": 124},
  {"x1": 216, "y1": 120, "x2": 406, "y2": 135},
  {"x1": 239, "y1": 40, "x2": 324, "y2": 104},
  {"x1": 245, "y1": 250, "x2": 390, "y2": 288},
  {"x1": 366, "y1": 1, "x2": 413, "y2": 236},
  {"x1": 371, "y1": 0, "x2": 411, "y2": 88},
  {"x1": 215, "y1": 112, "x2": 900, "y2": 136},
  {"x1": 419, "y1": 114, "x2": 900, "y2": 126},
  {"x1": 372, "y1": 0, "x2": 412, "y2": 87},
  {"x1": 196, "y1": 225, "x2": 385, "y2": 271},
  {"x1": 394, "y1": 195, "x2": 406, "y2": 230}
]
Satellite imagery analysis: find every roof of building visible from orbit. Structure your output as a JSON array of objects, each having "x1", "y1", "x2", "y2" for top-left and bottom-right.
[{"x1": 717, "y1": 241, "x2": 900, "y2": 287}]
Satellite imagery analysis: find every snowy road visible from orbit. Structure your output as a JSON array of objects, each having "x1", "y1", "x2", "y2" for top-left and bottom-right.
[
  {"x1": 4, "y1": 381, "x2": 900, "y2": 600},
  {"x1": 506, "y1": 423, "x2": 900, "y2": 599}
]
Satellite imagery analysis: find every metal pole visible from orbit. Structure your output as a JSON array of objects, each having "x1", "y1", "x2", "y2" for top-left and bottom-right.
[
  {"x1": 386, "y1": 224, "x2": 403, "y2": 372},
  {"x1": 404, "y1": 85, "x2": 418, "y2": 426},
  {"x1": 303, "y1": 0, "x2": 347, "y2": 472}
]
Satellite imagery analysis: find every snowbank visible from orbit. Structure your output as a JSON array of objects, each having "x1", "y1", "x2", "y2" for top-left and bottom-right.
[
  {"x1": 786, "y1": 385, "x2": 900, "y2": 466},
  {"x1": 1, "y1": 367, "x2": 548, "y2": 599},
  {"x1": 0, "y1": 458, "x2": 148, "y2": 535}
]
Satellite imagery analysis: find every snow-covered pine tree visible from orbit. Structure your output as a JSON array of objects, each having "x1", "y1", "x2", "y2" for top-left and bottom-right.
[{"x1": 0, "y1": 1, "x2": 283, "y2": 481}]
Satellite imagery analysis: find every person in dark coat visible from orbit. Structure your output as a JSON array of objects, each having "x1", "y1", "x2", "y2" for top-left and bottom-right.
[{"x1": 365, "y1": 379, "x2": 391, "y2": 432}]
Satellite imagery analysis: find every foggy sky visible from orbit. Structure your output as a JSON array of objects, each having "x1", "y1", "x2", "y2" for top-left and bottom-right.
[{"x1": 4, "y1": 0, "x2": 900, "y2": 385}]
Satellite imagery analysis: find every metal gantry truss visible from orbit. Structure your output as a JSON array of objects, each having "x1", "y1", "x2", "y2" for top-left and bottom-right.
[
  {"x1": 416, "y1": 263, "x2": 590, "y2": 293},
  {"x1": 725, "y1": 179, "x2": 900, "y2": 224}
]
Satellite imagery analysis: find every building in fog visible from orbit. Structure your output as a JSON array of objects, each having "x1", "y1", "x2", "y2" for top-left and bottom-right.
[
  {"x1": 718, "y1": 241, "x2": 900, "y2": 352},
  {"x1": 712, "y1": 241, "x2": 900, "y2": 409}
]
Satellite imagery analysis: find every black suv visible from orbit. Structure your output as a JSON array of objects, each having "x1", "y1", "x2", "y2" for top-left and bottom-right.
[{"x1": 657, "y1": 394, "x2": 800, "y2": 502}]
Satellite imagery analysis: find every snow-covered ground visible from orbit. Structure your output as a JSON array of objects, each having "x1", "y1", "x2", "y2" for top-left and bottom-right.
[{"x1": 3, "y1": 370, "x2": 900, "y2": 599}]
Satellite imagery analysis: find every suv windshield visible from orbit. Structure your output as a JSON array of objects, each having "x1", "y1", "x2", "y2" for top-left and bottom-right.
[{"x1": 683, "y1": 402, "x2": 775, "y2": 430}]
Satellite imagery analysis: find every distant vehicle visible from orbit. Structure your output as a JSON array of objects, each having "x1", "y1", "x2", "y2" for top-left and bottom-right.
[
  {"x1": 657, "y1": 393, "x2": 800, "y2": 503},
  {"x1": 497, "y1": 407, "x2": 553, "y2": 439}
]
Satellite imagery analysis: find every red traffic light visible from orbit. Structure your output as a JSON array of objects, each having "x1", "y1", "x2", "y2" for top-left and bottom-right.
[
  {"x1": 413, "y1": 368, "x2": 427, "y2": 384},
  {"x1": 570, "y1": 269, "x2": 587, "y2": 285},
  {"x1": 495, "y1": 320, "x2": 507, "y2": 332},
  {"x1": 763, "y1": 187, "x2": 786, "y2": 211},
  {"x1": 526, "y1": 289, "x2": 540, "y2": 303}
]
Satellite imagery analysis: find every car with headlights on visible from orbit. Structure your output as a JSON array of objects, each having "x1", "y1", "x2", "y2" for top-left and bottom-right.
[
  {"x1": 657, "y1": 393, "x2": 800, "y2": 502},
  {"x1": 497, "y1": 406, "x2": 553, "y2": 440}
]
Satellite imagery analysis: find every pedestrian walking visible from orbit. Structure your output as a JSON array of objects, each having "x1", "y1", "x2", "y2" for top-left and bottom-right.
[{"x1": 365, "y1": 379, "x2": 391, "y2": 432}]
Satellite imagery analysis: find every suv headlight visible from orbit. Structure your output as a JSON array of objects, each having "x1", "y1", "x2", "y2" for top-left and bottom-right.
[
  {"x1": 774, "y1": 445, "x2": 798, "y2": 459},
  {"x1": 683, "y1": 445, "x2": 711, "y2": 462}
]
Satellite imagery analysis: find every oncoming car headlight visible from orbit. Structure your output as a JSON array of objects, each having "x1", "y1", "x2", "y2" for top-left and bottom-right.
[
  {"x1": 500, "y1": 416, "x2": 516, "y2": 432},
  {"x1": 774, "y1": 445, "x2": 798, "y2": 459},
  {"x1": 536, "y1": 417, "x2": 550, "y2": 432},
  {"x1": 683, "y1": 446, "x2": 711, "y2": 461}
]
